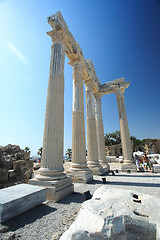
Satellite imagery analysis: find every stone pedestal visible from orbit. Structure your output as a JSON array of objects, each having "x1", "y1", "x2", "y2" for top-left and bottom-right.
[
  {"x1": 69, "y1": 61, "x2": 93, "y2": 183},
  {"x1": 95, "y1": 94, "x2": 110, "y2": 172},
  {"x1": 29, "y1": 32, "x2": 73, "y2": 200},
  {"x1": 85, "y1": 83, "x2": 104, "y2": 175},
  {"x1": 116, "y1": 90, "x2": 136, "y2": 172}
]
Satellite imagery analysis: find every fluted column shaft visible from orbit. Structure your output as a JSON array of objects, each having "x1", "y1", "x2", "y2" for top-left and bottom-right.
[
  {"x1": 95, "y1": 95, "x2": 109, "y2": 170},
  {"x1": 69, "y1": 61, "x2": 93, "y2": 182},
  {"x1": 116, "y1": 90, "x2": 133, "y2": 165},
  {"x1": 37, "y1": 37, "x2": 65, "y2": 180},
  {"x1": 85, "y1": 84, "x2": 104, "y2": 175},
  {"x1": 71, "y1": 62, "x2": 88, "y2": 169}
]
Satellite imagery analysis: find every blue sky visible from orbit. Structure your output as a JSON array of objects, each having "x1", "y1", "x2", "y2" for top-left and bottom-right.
[{"x1": 0, "y1": 0, "x2": 160, "y2": 156}]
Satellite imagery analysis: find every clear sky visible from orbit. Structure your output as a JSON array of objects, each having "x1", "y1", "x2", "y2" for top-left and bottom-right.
[{"x1": 0, "y1": 0, "x2": 160, "y2": 156}]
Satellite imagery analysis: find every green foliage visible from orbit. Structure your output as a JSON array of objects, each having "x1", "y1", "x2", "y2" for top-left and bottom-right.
[
  {"x1": 105, "y1": 131, "x2": 144, "y2": 147},
  {"x1": 25, "y1": 147, "x2": 30, "y2": 152},
  {"x1": 37, "y1": 147, "x2": 42, "y2": 157},
  {"x1": 66, "y1": 148, "x2": 72, "y2": 160},
  {"x1": 130, "y1": 136, "x2": 144, "y2": 146},
  {"x1": 105, "y1": 130, "x2": 121, "y2": 146}
]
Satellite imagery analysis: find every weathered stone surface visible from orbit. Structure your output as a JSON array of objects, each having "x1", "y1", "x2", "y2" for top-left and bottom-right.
[
  {"x1": 85, "y1": 83, "x2": 105, "y2": 175},
  {"x1": 60, "y1": 187, "x2": 160, "y2": 240},
  {"x1": 0, "y1": 145, "x2": 32, "y2": 188},
  {"x1": 8, "y1": 169, "x2": 16, "y2": 181},
  {"x1": 69, "y1": 61, "x2": 93, "y2": 182},
  {"x1": 29, "y1": 177, "x2": 73, "y2": 201},
  {"x1": 0, "y1": 184, "x2": 46, "y2": 223},
  {"x1": 13, "y1": 160, "x2": 33, "y2": 182},
  {"x1": 0, "y1": 169, "x2": 8, "y2": 185}
]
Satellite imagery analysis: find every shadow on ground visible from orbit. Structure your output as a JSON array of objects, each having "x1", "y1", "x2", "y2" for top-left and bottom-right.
[
  {"x1": 113, "y1": 174, "x2": 160, "y2": 178},
  {"x1": 2, "y1": 204, "x2": 56, "y2": 231},
  {"x1": 105, "y1": 181, "x2": 160, "y2": 188},
  {"x1": 88, "y1": 179, "x2": 160, "y2": 188},
  {"x1": 59, "y1": 192, "x2": 85, "y2": 204}
]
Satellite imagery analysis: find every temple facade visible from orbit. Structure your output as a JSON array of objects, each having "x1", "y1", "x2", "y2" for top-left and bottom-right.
[{"x1": 29, "y1": 11, "x2": 136, "y2": 201}]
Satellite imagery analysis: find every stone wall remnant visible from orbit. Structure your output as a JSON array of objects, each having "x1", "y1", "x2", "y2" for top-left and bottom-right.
[{"x1": 0, "y1": 144, "x2": 33, "y2": 188}]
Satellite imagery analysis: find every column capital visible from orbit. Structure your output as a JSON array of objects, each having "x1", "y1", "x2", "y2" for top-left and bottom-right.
[
  {"x1": 85, "y1": 79, "x2": 93, "y2": 91},
  {"x1": 94, "y1": 93, "x2": 103, "y2": 101},
  {"x1": 116, "y1": 89, "x2": 125, "y2": 98},
  {"x1": 47, "y1": 30, "x2": 65, "y2": 45},
  {"x1": 68, "y1": 58, "x2": 82, "y2": 67}
]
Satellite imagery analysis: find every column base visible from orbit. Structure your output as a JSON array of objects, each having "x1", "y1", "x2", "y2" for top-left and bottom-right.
[
  {"x1": 68, "y1": 163, "x2": 92, "y2": 182},
  {"x1": 99, "y1": 160, "x2": 110, "y2": 173},
  {"x1": 88, "y1": 163, "x2": 105, "y2": 176},
  {"x1": 70, "y1": 170, "x2": 93, "y2": 183},
  {"x1": 35, "y1": 167, "x2": 66, "y2": 181},
  {"x1": 29, "y1": 176, "x2": 74, "y2": 202},
  {"x1": 121, "y1": 162, "x2": 137, "y2": 172}
]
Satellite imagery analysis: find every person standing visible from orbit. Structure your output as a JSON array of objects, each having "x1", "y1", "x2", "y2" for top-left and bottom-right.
[{"x1": 135, "y1": 154, "x2": 140, "y2": 171}]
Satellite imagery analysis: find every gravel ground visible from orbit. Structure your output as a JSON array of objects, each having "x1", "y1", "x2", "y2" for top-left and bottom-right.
[{"x1": 1, "y1": 163, "x2": 160, "y2": 240}]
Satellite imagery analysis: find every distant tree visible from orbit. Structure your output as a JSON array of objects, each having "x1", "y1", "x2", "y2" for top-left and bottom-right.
[
  {"x1": 105, "y1": 130, "x2": 146, "y2": 151},
  {"x1": 130, "y1": 136, "x2": 144, "y2": 147},
  {"x1": 105, "y1": 130, "x2": 121, "y2": 146},
  {"x1": 25, "y1": 147, "x2": 30, "y2": 152},
  {"x1": 37, "y1": 147, "x2": 42, "y2": 157},
  {"x1": 66, "y1": 148, "x2": 72, "y2": 161}
]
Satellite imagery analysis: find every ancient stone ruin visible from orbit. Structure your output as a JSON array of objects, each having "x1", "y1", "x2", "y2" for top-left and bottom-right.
[
  {"x1": 106, "y1": 139, "x2": 160, "y2": 157},
  {"x1": 29, "y1": 11, "x2": 136, "y2": 201},
  {"x1": 60, "y1": 187, "x2": 159, "y2": 240},
  {"x1": 0, "y1": 144, "x2": 33, "y2": 188}
]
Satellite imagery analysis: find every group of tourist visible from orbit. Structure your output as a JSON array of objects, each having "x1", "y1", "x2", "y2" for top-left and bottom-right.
[{"x1": 134, "y1": 154, "x2": 153, "y2": 172}]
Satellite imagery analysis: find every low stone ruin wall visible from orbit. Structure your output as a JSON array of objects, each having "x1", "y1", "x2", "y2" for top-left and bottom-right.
[{"x1": 0, "y1": 144, "x2": 33, "y2": 189}]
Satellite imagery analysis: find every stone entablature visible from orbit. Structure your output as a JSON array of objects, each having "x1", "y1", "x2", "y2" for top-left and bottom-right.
[{"x1": 47, "y1": 12, "x2": 129, "y2": 95}]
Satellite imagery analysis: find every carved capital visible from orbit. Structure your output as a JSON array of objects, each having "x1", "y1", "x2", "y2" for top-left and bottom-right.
[
  {"x1": 94, "y1": 93, "x2": 103, "y2": 101},
  {"x1": 70, "y1": 60, "x2": 83, "y2": 77},
  {"x1": 116, "y1": 89, "x2": 124, "y2": 98},
  {"x1": 47, "y1": 30, "x2": 65, "y2": 45},
  {"x1": 85, "y1": 80, "x2": 93, "y2": 92}
]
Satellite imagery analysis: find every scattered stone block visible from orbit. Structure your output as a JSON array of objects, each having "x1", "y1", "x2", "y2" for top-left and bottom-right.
[
  {"x1": 60, "y1": 187, "x2": 159, "y2": 240},
  {"x1": 0, "y1": 184, "x2": 46, "y2": 223}
]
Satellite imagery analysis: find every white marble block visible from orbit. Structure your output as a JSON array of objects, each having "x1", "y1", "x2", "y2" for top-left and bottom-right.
[{"x1": 0, "y1": 184, "x2": 46, "y2": 223}]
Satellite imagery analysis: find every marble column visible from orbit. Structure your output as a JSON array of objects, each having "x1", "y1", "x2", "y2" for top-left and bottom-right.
[
  {"x1": 94, "y1": 94, "x2": 110, "y2": 172},
  {"x1": 85, "y1": 83, "x2": 104, "y2": 175},
  {"x1": 116, "y1": 89, "x2": 136, "y2": 171},
  {"x1": 69, "y1": 60, "x2": 93, "y2": 182},
  {"x1": 29, "y1": 32, "x2": 74, "y2": 200}
]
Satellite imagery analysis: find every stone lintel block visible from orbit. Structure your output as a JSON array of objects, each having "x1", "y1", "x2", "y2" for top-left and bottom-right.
[
  {"x1": 121, "y1": 163, "x2": 137, "y2": 172},
  {"x1": 29, "y1": 177, "x2": 74, "y2": 202},
  {"x1": 70, "y1": 169, "x2": 93, "y2": 183},
  {"x1": 0, "y1": 184, "x2": 46, "y2": 223}
]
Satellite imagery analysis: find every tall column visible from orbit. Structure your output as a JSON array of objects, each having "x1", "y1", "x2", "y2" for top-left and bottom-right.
[
  {"x1": 69, "y1": 60, "x2": 93, "y2": 182},
  {"x1": 29, "y1": 31, "x2": 74, "y2": 200},
  {"x1": 94, "y1": 94, "x2": 110, "y2": 171},
  {"x1": 116, "y1": 89, "x2": 136, "y2": 171},
  {"x1": 85, "y1": 83, "x2": 104, "y2": 175}
]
